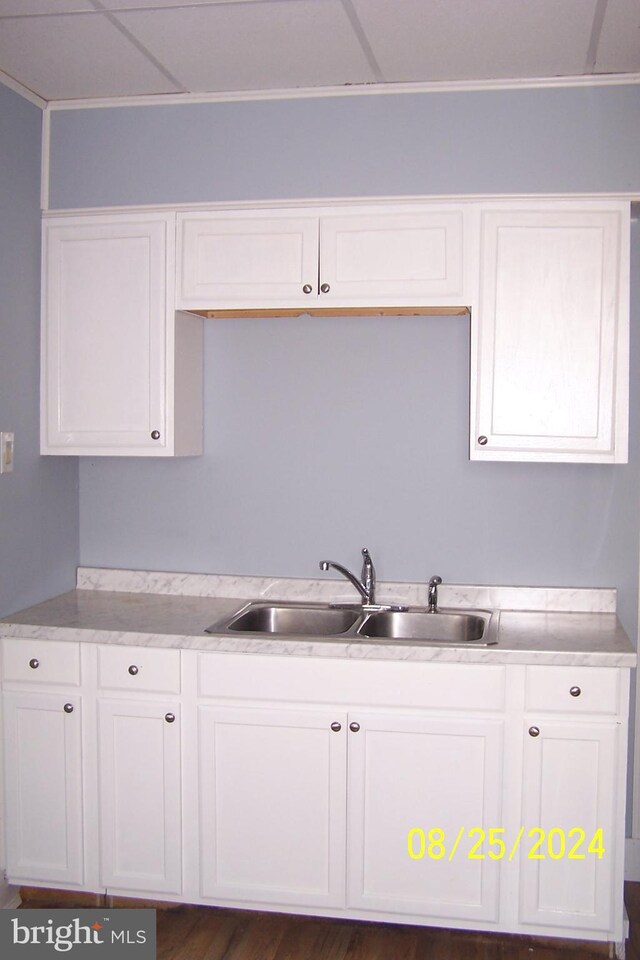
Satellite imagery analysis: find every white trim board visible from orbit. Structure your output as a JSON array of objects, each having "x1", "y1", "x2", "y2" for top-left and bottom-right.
[
  {"x1": 41, "y1": 193, "x2": 640, "y2": 218},
  {"x1": 0, "y1": 70, "x2": 46, "y2": 110},
  {"x1": 44, "y1": 71, "x2": 640, "y2": 113},
  {"x1": 0, "y1": 876, "x2": 19, "y2": 910}
]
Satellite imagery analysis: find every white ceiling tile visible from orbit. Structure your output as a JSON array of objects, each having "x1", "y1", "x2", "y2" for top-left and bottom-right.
[
  {"x1": 0, "y1": 12, "x2": 182, "y2": 99},
  {"x1": 114, "y1": 0, "x2": 376, "y2": 92},
  {"x1": 0, "y1": 1, "x2": 94, "y2": 13},
  {"x1": 351, "y1": 0, "x2": 599, "y2": 82},
  {"x1": 596, "y1": 0, "x2": 640, "y2": 73}
]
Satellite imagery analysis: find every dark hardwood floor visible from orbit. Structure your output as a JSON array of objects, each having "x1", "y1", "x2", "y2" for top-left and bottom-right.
[
  {"x1": 24, "y1": 884, "x2": 640, "y2": 959},
  {"x1": 152, "y1": 905, "x2": 612, "y2": 960}
]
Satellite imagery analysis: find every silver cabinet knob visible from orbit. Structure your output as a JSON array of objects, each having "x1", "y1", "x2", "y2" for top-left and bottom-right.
[
  {"x1": 302, "y1": 284, "x2": 313, "y2": 294},
  {"x1": 29, "y1": 658, "x2": 39, "y2": 669},
  {"x1": 128, "y1": 664, "x2": 139, "y2": 676},
  {"x1": 63, "y1": 703, "x2": 74, "y2": 714},
  {"x1": 478, "y1": 436, "x2": 488, "y2": 445},
  {"x1": 529, "y1": 726, "x2": 540, "y2": 737},
  {"x1": 165, "y1": 713, "x2": 175, "y2": 723},
  {"x1": 320, "y1": 283, "x2": 331, "y2": 293},
  {"x1": 330, "y1": 721, "x2": 341, "y2": 732},
  {"x1": 349, "y1": 721, "x2": 360, "y2": 733},
  {"x1": 150, "y1": 430, "x2": 160, "y2": 440},
  {"x1": 570, "y1": 686, "x2": 582, "y2": 697}
]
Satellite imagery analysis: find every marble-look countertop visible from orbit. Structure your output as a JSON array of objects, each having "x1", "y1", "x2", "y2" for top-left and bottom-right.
[{"x1": 0, "y1": 568, "x2": 635, "y2": 666}]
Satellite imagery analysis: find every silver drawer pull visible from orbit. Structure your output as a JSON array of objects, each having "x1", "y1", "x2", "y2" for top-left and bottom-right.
[
  {"x1": 349, "y1": 722, "x2": 360, "y2": 733},
  {"x1": 165, "y1": 713, "x2": 175, "y2": 723},
  {"x1": 330, "y1": 721, "x2": 341, "y2": 732},
  {"x1": 29, "y1": 658, "x2": 39, "y2": 669},
  {"x1": 529, "y1": 726, "x2": 540, "y2": 738},
  {"x1": 128, "y1": 664, "x2": 139, "y2": 676},
  {"x1": 570, "y1": 686, "x2": 581, "y2": 697},
  {"x1": 63, "y1": 703, "x2": 74, "y2": 714}
]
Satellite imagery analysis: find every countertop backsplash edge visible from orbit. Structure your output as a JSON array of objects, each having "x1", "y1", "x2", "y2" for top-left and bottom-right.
[{"x1": 76, "y1": 566, "x2": 617, "y2": 613}]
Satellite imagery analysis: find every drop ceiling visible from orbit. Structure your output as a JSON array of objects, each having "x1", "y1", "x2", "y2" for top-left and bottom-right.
[{"x1": 0, "y1": 0, "x2": 638, "y2": 104}]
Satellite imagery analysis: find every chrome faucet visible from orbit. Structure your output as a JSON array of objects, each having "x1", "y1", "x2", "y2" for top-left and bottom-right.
[
  {"x1": 320, "y1": 547, "x2": 376, "y2": 606},
  {"x1": 427, "y1": 575, "x2": 442, "y2": 613}
]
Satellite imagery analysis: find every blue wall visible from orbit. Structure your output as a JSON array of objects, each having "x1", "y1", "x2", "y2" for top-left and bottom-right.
[
  {"x1": 0, "y1": 84, "x2": 78, "y2": 617},
  {"x1": 46, "y1": 84, "x2": 640, "y2": 642},
  {"x1": 49, "y1": 84, "x2": 640, "y2": 208}
]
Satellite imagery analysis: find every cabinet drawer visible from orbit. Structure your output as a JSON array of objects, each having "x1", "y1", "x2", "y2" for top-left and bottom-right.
[
  {"x1": 197, "y1": 653, "x2": 505, "y2": 711},
  {"x1": 2, "y1": 638, "x2": 81, "y2": 686},
  {"x1": 98, "y1": 645, "x2": 181, "y2": 694},
  {"x1": 525, "y1": 665, "x2": 620, "y2": 715}
]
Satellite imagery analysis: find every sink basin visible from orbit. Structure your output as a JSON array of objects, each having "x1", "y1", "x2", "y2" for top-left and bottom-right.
[
  {"x1": 207, "y1": 603, "x2": 361, "y2": 637},
  {"x1": 206, "y1": 601, "x2": 497, "y2": 645},
  {"x1": 358, "y1": 609, "x2": 495, "y2": 644}
]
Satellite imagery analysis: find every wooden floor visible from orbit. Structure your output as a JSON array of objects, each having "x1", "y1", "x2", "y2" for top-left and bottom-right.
[
  {"x1": 23, "y1": 885, "x2": 640, "y2": 959},
  {"x1": 153, "y1": 905, "x2": 611, "y2": 960}
]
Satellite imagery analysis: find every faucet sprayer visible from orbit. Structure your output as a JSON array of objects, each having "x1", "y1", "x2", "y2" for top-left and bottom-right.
[{"x1": 428, "y1": 575, "x2": 443, "y2": 613}]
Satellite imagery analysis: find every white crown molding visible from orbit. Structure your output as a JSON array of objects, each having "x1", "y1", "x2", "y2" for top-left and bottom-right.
[
  {"x1": 44, "y1": 71, "x2": 640, "y2": 112},
  {"x1": 0, "y1": 70, "x2": 46, "y2": 110},
  {"x1": 41, "y1": 108, "x2": 50, "y2": 211},
  {"x1": 41, "y1": 193, "x2": 640, "y2": 218}
]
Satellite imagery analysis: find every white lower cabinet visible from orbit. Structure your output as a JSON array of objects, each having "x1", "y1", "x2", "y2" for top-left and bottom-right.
[
  {"x1": 3, "y1": 691, "x2": 84, "y2": 886},
  {"x1": 98, "y1": 699, "x2": 182, "y2": 895},
  {"x1": 517, "y1": 664, "x2": 625, "y2": 937},
  {"x1": 192, "y1": 655, "x2": 507, "y2": 927},
  {"x1": 198, "y1": 705, "x2": 347, "y2": 907},
  {"x1": 196, "y1": 703, "x2": 503, "y2": 922},
  {"x1": 519, "y1": 719, "x2": 619, "y2": 932},
  {"x1": 347, "y1": 713, "x2": 503, "y2": 922},
  {"x1": 0, "y1": 640, "x2": 630, "y2": 950}
]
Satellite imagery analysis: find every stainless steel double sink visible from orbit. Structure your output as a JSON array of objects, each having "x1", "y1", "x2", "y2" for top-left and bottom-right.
[{"x1": 205, "y1": 601, "x2": 497, "y2": 645}]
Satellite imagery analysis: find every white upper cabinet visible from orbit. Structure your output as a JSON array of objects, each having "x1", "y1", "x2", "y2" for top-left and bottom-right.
[
  {"x1": 471, "y1": 201, "x2": 630, "y2": 463},
  {"x1": 176, "y1": 205, "x2": 470, "y2": 310},
  {"x1": 177, "y1": 212, "x2": 319, "y2": 308},
  {"x1": 319, "y1": 209, "x2": 467, "y2": 304},
  {"x1": 42, "y1": 197, "x2": 631, "y2": 462},
  {"x1": 42, "y1": 212, "x2": 203, "y2": 457}
]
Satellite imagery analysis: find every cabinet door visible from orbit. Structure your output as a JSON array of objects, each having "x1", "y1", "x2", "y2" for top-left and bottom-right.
[
  {"x1": 198, "y1": 705, "x2": 347, "y2": 907},
  {"x1": 177, "y1": 213, "x2": 319, "y2": 308},
  {"x1": 472, "y1": 202, "x2": 629, "y2": 462},
  {"x1": 98, "y1": 699, "x2": 181, "y2": 894},
  {"x1": 319, "y1": 208, "x2": 467, "y2": 305},
  {"x1": 347, "y1": 712, "x2": 503, "y2": 922},
  {"x1": 42, "y1": 214, "x2": 172, "y2": 455},
  {"x1": 519, "y1": 719, "x2": 619, "y2": 934},
  {"x1": 3, "y1": 692, "x2": 83, "y2": 886}
]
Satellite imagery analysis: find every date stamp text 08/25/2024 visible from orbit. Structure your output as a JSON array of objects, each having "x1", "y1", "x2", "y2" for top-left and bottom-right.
[{"x1": 407, "y1": 827, "x2": 605, "y2": 861}]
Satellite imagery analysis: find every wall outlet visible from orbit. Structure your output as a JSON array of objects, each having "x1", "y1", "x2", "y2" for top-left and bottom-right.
[{"x1": 0, "y1": 432, "x2": 14, "y2": 473}]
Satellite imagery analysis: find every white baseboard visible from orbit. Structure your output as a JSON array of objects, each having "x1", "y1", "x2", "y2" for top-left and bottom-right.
[{"x1": 0, "y1": 874, "x2": 19, "y2": 909}]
